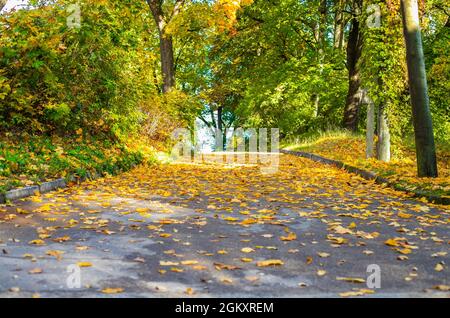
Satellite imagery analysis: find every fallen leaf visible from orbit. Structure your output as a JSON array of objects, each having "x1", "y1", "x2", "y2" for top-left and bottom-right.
[
  {"x1": 336, "y1": 277, "x2": 365, "y2": 283},
  {"x1": 76, "y1": 262, "x2": 92, "y2": 268},
  {"x1": 256, "y1": 259, "x2": 284, "y2": 267},
  {"x1": 241, "y1": 247, "x2": 254, "y2": 253},
  {"x1": 317, "y1": 252, "x2": 330, "y2": 258},
  {"x1": 280, "y1": 232, "x2": 297, "y2": 241},
  {"x1": 101, "y1": 288, "x2": 124, "y2": 294},
  {"x1": 29, "y1": 268, "x2": 43, "y2": 274},
  {"x1": 339, "y1": 289, "x2": 375, "y2": 297},
  {"x1": 317, "y1": 269, "x2": 327, "y2": 276}
]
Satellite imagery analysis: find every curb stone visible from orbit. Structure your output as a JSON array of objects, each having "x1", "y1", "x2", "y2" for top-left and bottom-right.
[
  {"x1": 4, "y1": 186, "x2": 40, "y2": 202},
  {"x1": 281, "y1": 149, "x2": 449, "y2": 205},
  {"x1": 0, "y1": 162, "x2": 140, "y2": 204}
]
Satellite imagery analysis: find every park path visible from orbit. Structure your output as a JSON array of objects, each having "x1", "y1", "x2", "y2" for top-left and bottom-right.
[{"x1": 0, "y1": 154, "x2": 449, "y2": 298}]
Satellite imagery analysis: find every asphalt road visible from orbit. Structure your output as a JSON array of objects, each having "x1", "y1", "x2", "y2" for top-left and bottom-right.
[{"x1": 0, "y1": 154, "x2": 448, "y2": 298}]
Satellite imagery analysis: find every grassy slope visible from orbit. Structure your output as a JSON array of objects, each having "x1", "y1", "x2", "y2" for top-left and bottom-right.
[
  {"x1": 284, "y1": 131, "x2": 450, "y2": 198},
  {"x1": 0, "y1": 133, "x2": 156, "y2": 193}
]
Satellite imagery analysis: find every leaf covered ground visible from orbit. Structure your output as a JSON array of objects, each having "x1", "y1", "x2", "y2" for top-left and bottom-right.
[
  {"x1": 0, "y1": 154, "x2": 448, "y2": 297},
  {"x1": 0, "y1": 133, "x2": 155, "y2": 194},
  {"x1": 285, "y1": 133, "x2": 450, "y2": 198}
]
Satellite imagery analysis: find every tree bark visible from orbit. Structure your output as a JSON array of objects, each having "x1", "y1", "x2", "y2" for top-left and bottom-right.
[
  {"x1": 400, "y1": 0, "x2": 438, "y2": 177},
  {"x1": 159, "y1": 33, "x2": 176, "y2": 93},
  {"x1": 343, "y1": 0, "x2": 363, "y2": 131},
  {"x1": 364, "y1": 90, "x2": 375, "y2": 159},
  {"x1": 217, "y1": 106, "x2": 223, "y2": 133},
  {"x1": 333, "y1": 0, "x2": 345, "y2": 49},
  {"x1": 146, "y1": 0, "x2": 178, "y2": 93},
  {"x1": 313, "y1": 0, "x2": 327, "y2": 117},
  {"x1": 377, "y1": 103, "x2": 390, "y2": 162}
]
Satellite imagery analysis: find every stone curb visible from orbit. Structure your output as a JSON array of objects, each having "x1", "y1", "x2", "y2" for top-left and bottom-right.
[
  {"x1": 0, "y1": 163, "x2": 138, "y2": 204},
  {"x1": 281, "y1": 149, "x2": 449, "y2": 205}
]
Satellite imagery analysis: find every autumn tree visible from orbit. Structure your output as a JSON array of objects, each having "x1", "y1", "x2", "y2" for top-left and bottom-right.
[{"x1": 400, "y1": 0, "x2": 438, "y2": 177}]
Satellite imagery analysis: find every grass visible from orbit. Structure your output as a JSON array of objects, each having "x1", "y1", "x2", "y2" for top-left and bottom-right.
[
  {"x1": 284, "y1": 130, "x2": 450, "y2": 199},
  {"x1": 0, "y1": 132, "x2": 157, "y2": 194}
]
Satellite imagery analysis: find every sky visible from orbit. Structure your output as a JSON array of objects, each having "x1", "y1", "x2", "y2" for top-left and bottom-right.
[{"x1": 2, "y1": 0, "x2": 28, "y2": 12}]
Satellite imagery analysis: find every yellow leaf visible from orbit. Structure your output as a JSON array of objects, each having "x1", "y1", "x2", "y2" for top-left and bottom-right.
[
  {"x1": 317, "y1": 269, "x2": 327, "y2": 276},
  {"x1": 181, "y1": 260, "x2": 199, "y2": 265},
  {"x1": 29, "y1": 268, "x2": 43, "y2": 274},
  {"x1": 241, "y1": 247, "x2": 254, "y2": 253},
  {"x1": 29, "y1": 240, "x2": 45, "y2": 246},
  {"x1": 435, "y1": 263, "x2": 444, "y2": 272},
  {"x1": 384, "y1": 238, "x2": 399, "y2": 247},
  {"x1": 46, "y1": 250, "x2": 64, "y2": 259},
  {"x1": 160, "y1": 261, "x2": 179, "y2": 266},
  {"x1": 256, "y1": 259, "x2": 284, "y2": 267},
  {"x1": 398, "y1": 212, "x2": 413, "y2": 219},
  {"x1": 53, "y1": 236, "x2": 71, "y2": 243},
  {"x1": 317, "y1": 252, "x2": 330, "y2": 258},
  {"x1": 339, "y1": 289, "x2": 375, "y2": 297},
  {"x1": 101, "y1": 288, "x2": 124, "y2": 294},
  {"x1": 396, "y1": 248, "x2": 411, "y2": 255},
  {"x1": 336, "y1": 277, "x2": 365, "y2": 283},
  {"x1": 185, "y1": 288, "x2": 195, "y2": 295},
  {"x1": 280, "y1": 232, "x2": 297, "y2": 241},
  {"x1": 77, "y1": 262, "x2": 93, "y2": 268}
]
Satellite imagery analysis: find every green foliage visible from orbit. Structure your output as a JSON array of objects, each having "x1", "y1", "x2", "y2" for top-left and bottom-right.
[
  {"x1": 207, "y1": 0, "x2": 348, "y2": 138},
  {"x1": 424, "y1": 0, "x2": 450, "y2": 145},
  {"x1": 360, "y1": 1, "x2": 409, "y2": 144},
  {"x1": 0, "y1": 133, "x2": 150, "y2": 193},
  {"x1": 0, "y1": 0, "x2": 181, "y2": 139}
]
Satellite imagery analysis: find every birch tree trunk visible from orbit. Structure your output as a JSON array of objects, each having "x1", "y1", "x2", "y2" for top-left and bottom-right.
[
  {"x1": 365, "y1": 90, "x2": 375, "y2": 159},
  {"x1": 400, "y1": 0, "x2": 438, "y2": 177},
  {"x1": 377, "y1": 103, "x2": 390, "y2": 162}
]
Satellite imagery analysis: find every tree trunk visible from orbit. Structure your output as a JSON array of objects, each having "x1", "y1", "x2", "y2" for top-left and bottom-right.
[
  {"x1": 159, "y1": 32, "x2": 176, "y2": 93},
  {"x1": 365, "y1": 90, "x2": 375, "y2": 159},
  {"x1": 0, "y1": 0, "x2": 6, "y2": 11},
  {"x1": 217, "y1": 106, "x2": 223, "y2": 133},
  {"x1": 317, "y1": 0, "x2": 327, "y2": 49},
  {"x1": 333, "y1": 0, "x2": 345, "y2": 49},
  {"x1": 343, "y1": 0, "x2": 363, "y2": 131},
  {"x1": 313, "y1": 0, "x2": 327, "y2": 117},
  {"x1": 377, "y1": 103, "x2": 390, "y2": 162},
  {"x1": 146, "y1": 0, "x2": 177, "y2": 93},
  {"x1": 400, "y1": 0, "x2": 438, "y2": 177}
]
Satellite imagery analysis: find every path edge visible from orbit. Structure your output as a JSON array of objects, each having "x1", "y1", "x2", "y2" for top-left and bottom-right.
[
  {"x1": 281, "y1": 149, "x2": 449, "y2": 205},
  {"x1": 0, "y1": 165, "x2": 139, "y2": 204}
]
